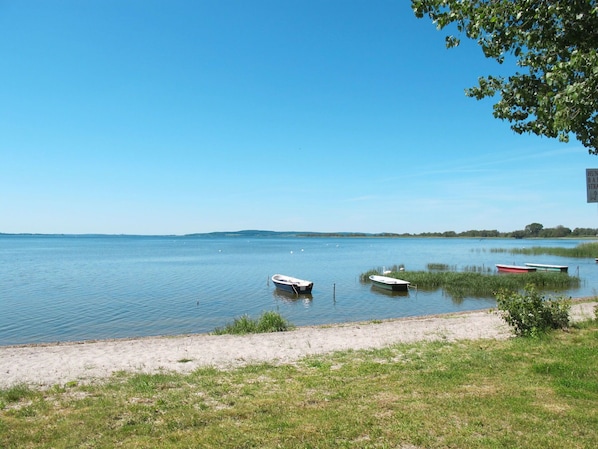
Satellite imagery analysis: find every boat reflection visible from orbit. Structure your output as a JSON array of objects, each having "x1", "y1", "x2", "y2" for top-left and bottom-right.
[
  {"x1": 272, "y1": 289, "x2": 313, "y2": 303},
  {"x1": 369, "y1": 285, "x2": 410, "y2": 298}
]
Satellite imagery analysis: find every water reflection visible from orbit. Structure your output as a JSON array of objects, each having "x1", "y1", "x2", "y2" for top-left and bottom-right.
[
  {"x1": 369, "y1": 286, "x2": 410, "y2": 298},
  {"x1": 272, "y1": 289, "x2": 313, "y2": 304}
]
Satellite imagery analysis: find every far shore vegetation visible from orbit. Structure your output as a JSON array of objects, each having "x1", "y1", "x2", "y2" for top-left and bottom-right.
[
  {"x1": 4, "y1": 222, "x2": 598, "y2": 239},
  {"x1": 299, "y1": 222, "x2": 598, "y2": 239}
]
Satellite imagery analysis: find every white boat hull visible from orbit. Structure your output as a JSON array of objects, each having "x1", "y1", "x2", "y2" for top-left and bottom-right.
[
  {"x1": 369, "y1": 275, "x2": 410, "y2": 292},
  {"x1": 272, "y1": 274, "x2": 313, "y2": 294}
]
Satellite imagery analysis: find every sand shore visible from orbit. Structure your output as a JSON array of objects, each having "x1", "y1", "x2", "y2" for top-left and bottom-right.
[{"x1": 1, "y1": 302, "x2": 595, "y2": 389}]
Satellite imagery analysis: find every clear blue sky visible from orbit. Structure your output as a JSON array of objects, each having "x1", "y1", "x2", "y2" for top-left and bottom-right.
[{"x1": 1, "y1": 1, "x2": 596, "y2": 235}]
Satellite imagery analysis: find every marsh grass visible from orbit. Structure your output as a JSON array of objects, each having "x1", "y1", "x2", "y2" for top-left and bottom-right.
[
  {"x1": 427, "y1": 263, "x2": 455, "y2": 271},
  {"x1": 462, "y1": 264, "x2": 493, "y2": 273},
  {"x1": 212, "y1": 311, "x2": 293, "y2": 335},
  {"x1": 1, "y1": 322, "x2": 596, "y2": 449},
  {"x1": 361, "y1": 269, "x2": 579, "y2": 300},
  {"x1": 491, "y1": 241, "x2": 598, "y2": 258}
]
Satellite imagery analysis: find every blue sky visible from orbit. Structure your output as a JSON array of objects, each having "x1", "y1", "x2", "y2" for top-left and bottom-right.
[{"x1": 1, "y1": 0, "x2": 596, "y2": 235}]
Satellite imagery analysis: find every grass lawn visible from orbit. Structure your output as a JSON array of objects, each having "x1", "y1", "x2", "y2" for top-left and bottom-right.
[{"x1": 1, "y1": 321, "x2": 597, "y2": 448}]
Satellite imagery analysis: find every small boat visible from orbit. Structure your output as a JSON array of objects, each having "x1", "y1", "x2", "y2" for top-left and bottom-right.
[
  {"x1": 524, "y1": 263, "x2": 568, "y2": 273},
  {"x1": 271, "y1": 274, "x2": 313, "y2": 294},
  {"x1": 369, "y1": 275, "x2": 410, "y2": 292},
  {"x1": 496, "y1": 264, "x2": 537, "y2": 273}
]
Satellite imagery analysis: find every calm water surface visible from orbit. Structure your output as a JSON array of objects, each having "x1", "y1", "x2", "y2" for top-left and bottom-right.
[{"x1": 1, "y1": 235, "x2": 596, "y2": 345}]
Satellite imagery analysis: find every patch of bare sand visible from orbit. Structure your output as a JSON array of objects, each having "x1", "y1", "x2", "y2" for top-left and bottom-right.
[{"x1": 1, "y1": 302, "x2": 595, "y2": 388}]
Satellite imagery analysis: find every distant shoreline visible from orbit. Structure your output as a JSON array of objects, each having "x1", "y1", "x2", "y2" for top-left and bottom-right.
[{"x1": 2, "y1": 230, "x2": 598, "y2": 239}]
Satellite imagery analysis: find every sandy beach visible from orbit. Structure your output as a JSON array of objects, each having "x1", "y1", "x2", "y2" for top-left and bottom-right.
[{"x1": 1, "y1": 302, "x2": 595, "y2": 389}]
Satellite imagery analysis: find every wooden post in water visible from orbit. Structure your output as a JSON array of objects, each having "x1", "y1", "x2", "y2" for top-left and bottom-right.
[{"x1": 333, "y1": 283, "x2": 336, "y2": 302}]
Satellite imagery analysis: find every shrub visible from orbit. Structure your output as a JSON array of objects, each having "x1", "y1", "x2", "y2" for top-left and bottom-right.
[
  {"x1": 543, "y1": 298, "x2": 571, "y2": 330},
  {"x1": 214, "y1": 315, "x2": 257, "y2": 335},
  {"x1": 213, "y1": 311, "x2": 293, "y2": 335},
  {"x1": 495, "y1": 284, "x2": 571, "y2": 337},
  {"x1": 256, "y1": 310, "x2": 291, "y2": 333}
]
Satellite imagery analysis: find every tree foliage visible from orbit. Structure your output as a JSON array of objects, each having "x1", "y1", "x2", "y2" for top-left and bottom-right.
[
  {"x1": 412, "y1": 0, "x2": 598, "y2": 153},
  {"x1": 525, "y1": 222, "x2": 544, "y2": 236}
]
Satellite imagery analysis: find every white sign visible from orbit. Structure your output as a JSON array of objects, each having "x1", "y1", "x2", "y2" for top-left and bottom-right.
[{"x1": 587, "y1": 169, "x2": 598, "y2": 203}]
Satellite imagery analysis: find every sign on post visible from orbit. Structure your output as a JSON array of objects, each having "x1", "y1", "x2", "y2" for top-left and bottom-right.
[{"x1": 587, "y1": 169, "x2": 598, "y2": 203}]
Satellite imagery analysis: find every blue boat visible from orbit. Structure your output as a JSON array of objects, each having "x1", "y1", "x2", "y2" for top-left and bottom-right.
[{"x1": 272, "y1": 274, "x2": 314, "y2": 294}]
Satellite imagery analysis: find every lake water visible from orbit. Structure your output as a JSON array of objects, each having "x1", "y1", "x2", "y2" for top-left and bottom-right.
[{"x1": 1, "y1": 235, "x2": 597, "y2": 346}]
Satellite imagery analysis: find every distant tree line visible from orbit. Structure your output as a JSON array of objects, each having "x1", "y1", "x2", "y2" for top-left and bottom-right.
[
  {"x1": 300, "y1": 223, "x2": 598, "y2": 239},
  {"x1": 402, "y1": 223, "x2": 597, "y2": 239}
]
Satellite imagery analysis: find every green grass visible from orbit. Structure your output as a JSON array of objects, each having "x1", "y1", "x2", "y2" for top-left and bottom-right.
[
  {"x1": 427, "y1": 262, "x2": 454, "y2": 271},
  {"x1": 0, "y1": 384, "x2": 36, "y2": 410},
  {"x1": 362, "y1": 269, "x2": 580, "y2": 300},
  {"x1": 1, "y1": 321, "x2": 596, "y2": 448},
  {"x1": 212, "y1": 311, "x2": 293, "y2": 335}
]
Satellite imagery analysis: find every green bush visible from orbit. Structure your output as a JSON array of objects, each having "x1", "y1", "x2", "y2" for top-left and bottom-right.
[
  {"x1": 255, "y1": 310, "x2": 291, "y2": 333},
  {"x1": 213, "y1": 311, "x2": 293, "y2": 335},
  {"x1": 543, "y1": 298, "x2": 572, "y2": 330},
  {"x1": 215, "y1": 315, "x2": 257, "y2": 335},
  {"x1": 495, "y1": 284, "x2": 571, "y2": 337}
]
